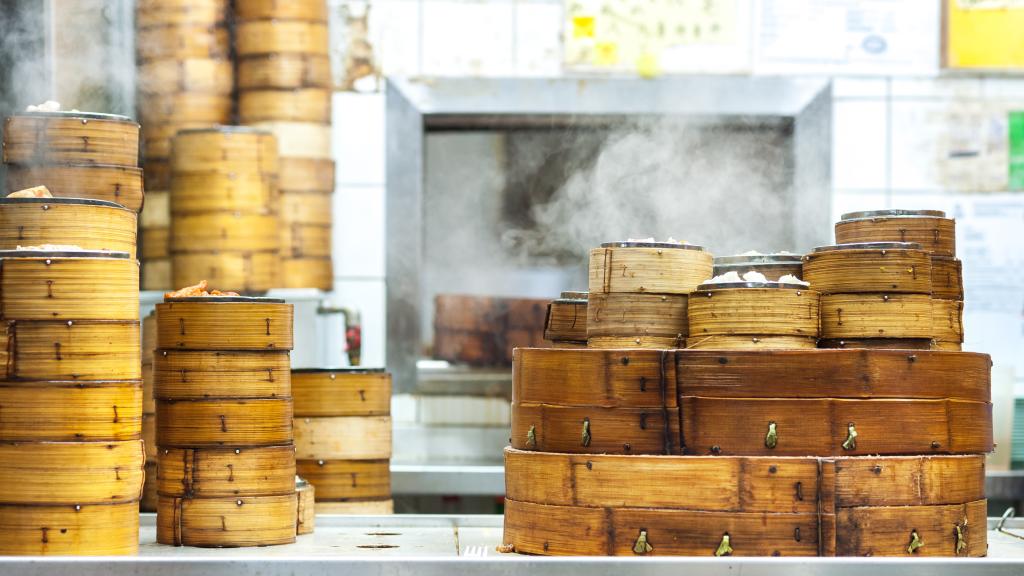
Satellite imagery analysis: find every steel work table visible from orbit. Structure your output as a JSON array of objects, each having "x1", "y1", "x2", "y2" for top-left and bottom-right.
[{"x1": 2, "y1": 514, "x2": 1024, "y2": 575}]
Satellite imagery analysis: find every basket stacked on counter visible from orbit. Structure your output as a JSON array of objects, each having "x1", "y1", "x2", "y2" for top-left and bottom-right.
[
  {"x1": 434, "y1": 294, "x2": 549, "y2": 366},
  {"x1": 293, "y1": 368, "x2": 394, "y2": 514},
  {"x1": 235, "y1": 0, "x2": 335, "y2": 290},
  {"x1": 136, "y1": 0, "x2": 233, "y2": 290},
  {"x1": 141, "y1": 312, "x2": 159, "y2": 511},
  {"x1": 543, "y1": 291, "x2": 589, "y2": 347},
  {"x1": 154, "y1": 290, "x2": 300, "y2": 547}
]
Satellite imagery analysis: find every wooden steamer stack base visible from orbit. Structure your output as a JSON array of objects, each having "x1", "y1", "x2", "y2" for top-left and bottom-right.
[
  {"x1": 544, "y1": 291, "x2": 588, "y2": 347},
  {"x1": 292, "y1": 369, "x2": 394, "y2": 514},
  {"x1": 433, "y1": 294, "x2": 548, "y2": 366},
  {"x1": 154, "y1": 295, "x2": 300, "y2": 547},
  {"x1": 0, "y1": 249, "x2": 142, "y2": 555}
]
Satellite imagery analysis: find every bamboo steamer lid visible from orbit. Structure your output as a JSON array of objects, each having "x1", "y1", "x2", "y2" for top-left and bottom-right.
[
  {"x1": 156, "y1": 297, "x2": 293, "y2": 350},
  {"x1": 2, "y1": 321, "x2": 141, "y2": 381},
  {"x1": 171, "y1": 126, "x2": 279, "y2": 174},
  {"x1": 157, "y1": 445, "x2": 296, "y2": 497},
  {"x1": 137, "y1": 58, "x2": 234, "y2": 95},
  {"x1": 280, "y1": 257, "x2": 333, "y2": 290},
  {"x1": 686, "y1": 283, "x2": 819, "y2": 345},
  {"x1": 587, "y1": 292, "x2": 687, "y2": 349},
  {"x1": 5, "y1": 164, "x2": 144, "y2": 212},
  {"x1": 238, "y1": 54, "x2": 332, "y2": 90},
  {"x1": 802, "y1": 243, "x2": 932, "y2": 294},
  {"x1": 712, "y1": 253, "x2": 803, "y2": 281},
  {"x1": 142, "y1": 259, "x2": 172, "y2": 291},
  {"x1": 142, "y1": 413, "x2": 157, "y2": 459},
  {"x1": 171, "y1": 212, "x2": 280, "y2": 252},
  {"x1": 280, "y1": 223, "x2": 331, "y2": 258},
  {"x1": 141, "y1": 461, "x2": 158, "y2": 512},
  {"x1": 0, "y1": 197, "x2": 138, "y2": 258},
  {"x1": 0, "y1": 502, "x2": 140, "y2": 555},
  {"x1": 172, "y1": 251, "x2": 279, "y2": 293},
  {"x1": 238, "y1": 89, "x2": 332, "y2": 123},
  {"x1": 141, "y1": 191, "x2": 170, "y2": 228},
  {"x1": 144, "y1": 159, "x2": 171, "y2": 190},
  {"x1": 820, "y1": 293, "x2": 934, "y2": 339},
  {"x1": 0, "y1": 440, "x2": 144, "y2": 504},
  {"x1": 293, "y1": 416, "x2": 392, "y2": 460},
  {"x1": 0, "y1": 381, "x2": 142, "y2": 441},
  {"x1": 835, "y1": 209, "x2": 956, "y2": 257},
  {"x1": 157, "y1": 398, "x2": 294, "y2": 447},
  {"x1": 139, "y1": 93, "x2": 232, "y2": 127},
  {"x1": 155, "y1": 350, "x2": 291, "y2": 399},
  {"x1": 544, "y1": 293, "x2": 588, "y2": 343},
  {"x1": 818, "y1": 337, "x2": 934, "y2": 350},
  {"x1": 143, "y1": 121, "x2": 217, "y2": 161},
  {"x1": 0, "y1": 252, "x2": 137, "y2": 320},
  {"x1": 136, "y1": 0, "x2": 228, "y2": 27},
  {"x1": 171, "y1": 172, "x2": 277, "y2": 214},
  {"x1": 142, "y1": 228, "x2": 170, "y2": 259},
  {"x1": 511, "y1": 402, "x2": 679, "y2": 454},
  {"x1": 296, "y1": 478, "x2": 315, "y2": 535},
  {"x1": 931, "y1": 256, "x2": 963, "y2": 300},
  {"x1": 292, "y1": 368, "x2": 391, "y2": 417},
  {"x1": 589, "y1": 241, "x2": 712, "y2": 295},
  {"x1": 135, "y1": 24, "x2": 229, "y2": 61},
  {"x1": 295, "y1": 459, "x2": 390, "y2": 500},
  {"x1": 280, "y1": 191, "x2": 332, "y2": 225},
  {"x1": 278, "y1": 158, "x2": 334, "y2": 192},
  {"x1": 236, "y1": 21, "x2": 329, "y2": 56},
  {"x1": 249, "y1": 121, "x2": 332, "y2": 160},
  {"x1": 235, "y1": 0, "x2": 329, "y2": 21},
  {"x1": 316, "y1": 499, "x2": 393, "y2": 514},
  {"x1": 3, "y1": 112, "x2": 139, "y2": 167},
  {"x1": 156, "y1": 493, "x2": 297, "y2": 547},
  {"x1": 931, "y1": 298, "x2": 964, "y2": 346}
]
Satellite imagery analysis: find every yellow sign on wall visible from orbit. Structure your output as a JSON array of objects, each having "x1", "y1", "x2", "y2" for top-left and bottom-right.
[{"x1": 945, "y1": 0, "x2": 1024, "y2": 70}]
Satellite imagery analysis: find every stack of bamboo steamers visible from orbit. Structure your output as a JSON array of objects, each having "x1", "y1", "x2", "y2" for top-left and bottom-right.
[
  {"x1": 236, "y1": 0, "x2": 335, "y2": 289},
  {"x1": 509, "y1": 212, "x2": 991, "y2": 558}
]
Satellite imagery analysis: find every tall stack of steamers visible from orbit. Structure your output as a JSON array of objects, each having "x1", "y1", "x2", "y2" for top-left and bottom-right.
[{"x1": 512, "y1": 209, "x2": 991, "y2": 557}]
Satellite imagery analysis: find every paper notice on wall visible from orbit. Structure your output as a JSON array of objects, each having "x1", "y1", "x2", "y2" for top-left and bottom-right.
[{"x1": 755, "y1": 0, "x2": 940, "y2": 75}]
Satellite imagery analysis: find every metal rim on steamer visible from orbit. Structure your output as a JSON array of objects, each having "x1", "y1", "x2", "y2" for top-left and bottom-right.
[
  {"x1": 601, "y1": 241, "x2": 705, "y2": 251},
  {"x1": 696, "y1": 281, "x2": 810, "y2": 291},
  {"x1": 176, "y1": 124, "x2": 273, "y2": 136},
  {"x1": 560, "y1": 290, "x2": 588, "y2": 300},
  {"x1": 0, "y1": 197, "x2": 127, "y2": 210},
  {"x1": 164, "y1": 296, "x2": 286, "y2": 303},
  {"x1": 292, "y1": 367, "x2": 386, "y2": 374},
  {"x1": 811, "y1": 242, "x2": 922, "y2": 253},
  {"x1": 14, "y1": 110, "x2": 134, "y2": 123},
  {"x1": 0, "y1": 249, "x2": 130, "y2": 260},
  {"x1": 296, "y1": 477, "x2": 309, "y2": 488},
  {"x1": 840, "y1": 209, "x2": 946, "y2": 220}
]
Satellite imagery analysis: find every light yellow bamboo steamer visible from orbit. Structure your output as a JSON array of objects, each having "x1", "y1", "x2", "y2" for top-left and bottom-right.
[
  {"x1": 142, "y1": 228, "x2": 170, "y2": 259},
  {"x1": 296, "y1": 459, "x2": 390, "y2": 500},
  {"x1": 155, "y1": 350, "x2": 291, "y2": 399},
  {"x1": 143, "y1": 412, "x2": 158, "y2": 459},
  {"x1": 293, "y1": 416, "x2": 391, "y2": 460},
  {"x1": 156, "y1": 298, "x2": 294, "y2": 350},
  {"x1": 249, "y1": 121, "x2": 332, "y2": 160},
  {"x1": 802, "y1": 243, "x2": 932, "y2": 295},
  {"x1": 278, "y1": 159, "x2": 335, "y2": 193},
  {"x1": 0, "y1": 502, "x2": 139, "y2": 555},
  {"x1": 157, "y1": 398, "x2": 294, "y2": 447},
  {"x1": 932, "y1": 298, "x2": 964, "y2": 345},
  {"x1": 238, "y1": 54, "x2": 332, "y2": 90},
  {"x1": 142, "y1": 461, "x2": 158, "y2": 512},
  {"x1": 280, "y1": 223, "x2": 331, "y2": 258},
  {"x1": 141, "y1": 191, "x2": 169, "y2": 228},
  {"x1": 0, "y1": 381, "x2": 141, "y2": 441},
  {"x1": 686, "y1": 335, "x2": 819, "y2": 350},
  {"x1": 0, "y1": 197, "x2": 137, "y2": 258},
  {"x1": 280, "y1": 257, "x2": 333, "y2": 290},
  {"x1": 587, "y1": 292, "x2": 687, "y2": 349},
  {"x1": 0, "y1": 254, "x2": 137, "y2": 320},
  {"x1": 172, "y1": 251, "x2": 279, "y2": 293},
  {"x1": 0, "y1": 440, "x2": 144, "y2": 504},
  {"x1": 292, "y1": 369, "x2": 391, "y2": 417},
  {"x1": 296, "y1": 478, "x2": 315, "y2": 535},
  {"x1": 136, "y1": 0, "x2": 227, "y2": 27},
  {"x1": 280, "y1": 191, "x2": 332, "y2": 225},
  {"x1": 140, "y1": 93, "x2": 232, "y2": 127},
  {"x1": 820, "y1": 293, "x2": 934, "y2": 339},
  {"x1": 157, "y1": 493, "x2": 297, "y2": 547},
  {"x1": 317, "y1": 499, "x2": 393, "y2": 514},
  {"x1": 157, "y1": 445, "x2": 296, "y2": 497},
  {"x1": 171, "y1": 212, "x2": 280, "y2": 252},
  {"x1": 136, "y1": 25, "x2": 229, "y2": 62},
  {"x1": 2, "y1": 321, "x2": 141, "y2": 381},
  {"x1": 236, "y1": 21, "x2": 329, "y2": 56},
  {"x1": 3, "y1": 112, "x2": 139, "y2": 166},
  {"x1": 171, "y1": 172, "x2": 277, "y2": 214},
  {"x1": 238, "y1": 89, "x2": 331, "y2": 124},
  {"x1": 835, "y1": 209, "x2": 956, "y2": 257},
  {"x1": 171, "y1": 127, "x2": 279, "y2": 173},
  {"x1": 138, "y1": 58, "x2": 234, "y2": 95},
  {"x1": 145, "y1": 159, "x2": 171, "y2": 190},
  {"x1": 589, "y1": 242, "x2": 712, "y2": 295},
  {"x1": 142, "y1": 259, "x2": 172, "y2": 291},
  {"x1": 235, "y1": 0, "x2": 328, "y2": 21},
  {"x1": 687, "y1": 285, "x2": 820, "y2": 340},
  {"x1": 931, "y1": 256, "x2": 963, "y2": 300},
  {"x1": 142, "y1": 122, "x2": 214, "y2": 161},
  {"x1": 5, "y1": 164, "x2": 144, "y2": 212}
]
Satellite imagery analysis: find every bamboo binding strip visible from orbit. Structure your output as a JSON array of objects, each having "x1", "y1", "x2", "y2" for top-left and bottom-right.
[
  {"x1": 295, "y1": 459, "x2": 391, "y2": 501},
  {"x1": 0, "y1": 255, "x2": 138, "y2": 320},
  {"x1": 157, "y1": 398, "x2": 294, "y2": 447},
  {"x1": 819, "y1": 293, "x2": 934, "y2": 339},
  {"x1": 236, "y1": 21, "x2": 330, "y2": 56},
  {"x1": 157, "y1": 445, "x2": 296, "y2": 497},
  {"x1": 0, "y1": 502, "x2": 140, "y2": 555},
  {"x1": 154, "y1": 350, "x2": 292, "y2": 399},
  {"x1": 0, "y1": 381, "x2": 142, "y2": 441},
  {"x1": 156, "y1": 494, "x2": 297, "y2": 547},
  {"x1": 0, "y1": 198, "x2": 138, "y2": 258},
  {"x1": 2, "y1": 321, "x2": 141, "y2": 381},
  {"x1": 278, "y1": 159, "x2": 335, "y2": 192},
  {"x1": 170, "y1": 127, "x2": 279, "y2": 174},
  {"x1": 544, "y1": 293, "x2": 588, "y2": 344},
  {"x1": 238, "y1": 89, "x2": 332, "y2": 123},
  {"x1": 802, "y1": 243, "x2": 932, "y2": 294},
  {"x1": 587, "y1": 292, "x2": 687, "y2": 349},
  {"x1": 292, "y1": 368, "x2": 391, "y2": 417},
  {"x1": 835, "y1": 210, "x2": 956, "y2": 257},
  {"x1": 686, "y1": 286, "x2": 819, "y2": 349},
  {"x1": 235, "y1": 0, "x2": 329, "y2": 21},
  {"x1": 137, "y1": 59, "x2": 234, "y2": 95},
  {"x1": 155, "y1": 299, "x2": 294, "y2": 350},
  {"x1": 3, "y1": 113, "x2": 139, "y2": 166},
  {"x1": 238, "y1": 54, "x2": 332, "y2": 90},
  {"x1": 171, "y1": 252, "x2": 280, "y2": 293},
  {"x1": 294, "y1": 416, "x2": 392, "y2": 460},
  {"x1": 4, "y1": 165, "x2": 144, "y2": 211},
  {"x1": 0, "y1": 440, "x2": 144, "y2": 504},
  {"x1": 589, "y1": 242, "x2": 713, "y2": 294}
]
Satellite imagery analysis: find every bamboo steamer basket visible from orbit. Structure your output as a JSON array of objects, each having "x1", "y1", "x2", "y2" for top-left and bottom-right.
[
  {"x1": 835, "y1": 500, "x2": 986, "y2": 557},
  {"x1": 587, "y1": 292, "x2": 687, "y2": 349},
  {"x1": 931, "y1": 256, "x2": 964, "y2": 300},
  {"x1": 235, "y1": 0, "x2": 329, "y2": 21},
  {"x1": 686, "y1": 283, "x2": 819, "y2": 349},
  {"x1": 2, "y1": 321, "x2": 141, "y2": 381},
  {"x1": 140, "y1": 94, "x2": 232, "y2": 127},
  {"x1": 143, "y1": 365, "x2": 155, "y2": 413},
  {"x1": 0, "y1": 197, "x2": 137, "y2": 258},
  {"x1": 156, "y1": 494, "x2": 297, "y2": 547},
  {"x1": 143, "y1": 311, "x2": 157, "y2": 365},
  {"x1": 3, "y1": 112, "x2": 139, "y2": 167},
  {"x1": 155, "y1": 350, "x2": 291, "y2": 399},
  {"x1": 143, "y1": 121, "x2": 216, "y2": 160},
  {"x1": 236, "y1": 21, "x2": 329, "y2": 56},
  {"x1": 544, "y1": 292, "x2": 588, "y2": 344},
  {"x1": 157, "y1": 398, "x2": 293, "y2": 447},
  {"x1": 590, "y1": 241, "x2": 712, "y2": 295},
  {"x1": 136, "y1": 0, "x2": 227, "y2": 28},
  {"x1": 171, "y1": 127, "x2": 278, "y2": 174},
  {"x1": 818, "y1": 337, "x2": 933, "y2": 350},
  {"x1": 802, "y1": 243, "x2": 932, "y2": 294},
  {"x1": 295, "y1": 459, "x2": 390, "y2": 501},
  {"x1": 142, "y1": 228, "x2": 170, "y2": 259},
  {"x1": 280, "y1": 191, "x2": 332, "y2": 225},
  {"x1": 142, "y1": 259, "x2": 172, "y2": 291},
  {"x1": 280, "y1": 257, "x2": 332, "y2": 289},
  {"x1": 0, "y1": 381, "x2": 141, "y2": 441},
  {"x1": 0, "y1": 440, "x2": 144, "y2": 504},
  {"x1": 156, "y1": 297, "x2": 293, "y2": 350},
  {"x1": 511, "y1": 403, "x2": 680, "y2": 455},
  {"x1": 144, "y1": 160, "x2": 171, "y2": 191},
  {"x1": 712, "y1": 253, "x2": 803, "y2": 281},
  {"x1": 688, "y1": 335, "x2": 821, "y2": 350},
  {"x1": 157, "y1": 445, "x2": 296, "y2": 497},
  {"x1": 932, "y1": 298, "x2": 964, "y2": 350},
  {"x1": 238, "y1": 54, "x2": 332, "y2": 90},
  {"x1": 238, "y1": 89, "x2": 332, "y2": 124},
  {"x1": 820, "y1": 293, "x2": 934, "y2": 339},
  {"x1": 248, "y1": 122, "x2": 332, "y2": 160},
  {"x1": 317, "y1": 499, "x2": 393, "y2": 514},
  {"x1": 140, "y1": 191, "x2": 169, "y2": 227},
  {"x1": 0, "y1": 252, "x2": 137, "y2": 320},
  {"x1": 172, "y1": 252, "x2": 280, "y2": 293},
  {"x1": 278, "y1": 158, "x2": 335, "y2": 192},
  {"x1": 5, "y1": 164, "x2": 144, "y2": 211},
  {"x1": 835, "y1": 209, "x2": 956, "y2": 257},
  {"x1": 142, "y1": 461, "x2": 158, "y2": 512},
  {"x1": 294, "y1": 416, "x2": 391, "y2": 460},
  {"x1": 280, "y1": 223, "x2": 331, "y2": 258},
  {"x1": 0, "y1": 502, "x2": 139, "y2": 555},
  {"x1": 143, "y1": 413, "x2": 157, "y2": 459},
  {"x1": 292, "y1": 368, "x2": 391, "y2": 417},
  {"x1": 135, "y1": 25, "x2": 229, "y2": 61},
  {"x1": 171, "y1": 172, "x2": 277, "y2": 214},
  {"x1": 433, "y1": 294, "x2": 548, "y2": 366},
  {"x1": 137, "y1": 58, "x2": 234, "y2": 95},
  {"x1": 171, "y1": 212, "x2": 280, "y2": 252},
  {"x1": 296, "y1": 478, "x2": 315, "y2": 535}
]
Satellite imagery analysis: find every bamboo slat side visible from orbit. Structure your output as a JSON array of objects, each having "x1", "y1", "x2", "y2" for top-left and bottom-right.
[
  {"x1": 316, "y1": 499, "x2": 393, "y2": 514},
  {"x1": 820, "y1": 293, "x2": 934, "y2": 339},
  {"x1": 932, "y1": 299, "x2": 964, "y2": 344},
  {"x1": 0, "y1": 502, "x2": 139, "y2": 555},
  {"x1": 587, "y1": 292, "x2": 687, "y2": 341},
  {"x1": 687, "y1": 288, "x2": 819, "y2": 338},
  {"x1": 142, "y1": 259, "x2": 172, "y2": 291},
  {"x1": 137, "y1": 58, "x2": 233, "y2": 95},
  {"x1": 238, "y1": 89, "x2": 332, "y2": 123},
  {"x1": 142, "y1": 122, "x2": 216, "y2": 160},
  {"x1": 835, "y1": 217, "x2": 956, "y2": 257},
  {"x1": 931, "y1": 257, "x2": 963, "y2": 300},
  {"x1": 931, "y1": 341, "x2": 962, "y2": 351},
  {"x1": 3, "y1": 115, "x2": 139, "y2": 166},
  {"x1": 296, "y1": 481, "x2": 315, "y2": 534},
  {"x1": 141, "y1": 188, "x2": 167, "y2": 226},
  {"x1": 544, "y1": 300, "x2": 588, "y2": 343},
  {"x1": 279, "y1": 257, "x2": 333, "y2": 290},
  {"x1": 588, "y1": 247, "x2": 713, "y2": 294},
  {"x1": 292, "y1": 370, "x2": 391, "y2": 417},
  {"x1": 587, "y1": 335, "x2": 682, "y2": 349},
  {"x1": 144, "y1": 160, "x2": 170, "y2": 190},
  {"x1": 278, "y1": 159, "x2": 335, "y2": 192},
  {"x1": 818, "y1": 338, "x2": 934, "y2": 350},
  {"x1": 141, "y1": 227, "x2": 170, "y2": 259},
  {"x1": 802, "y1": 249, "x2": 932, "y2": 294},
  {"x1": 247, "y1": 121, "x2": 333, "y2": 160},
  {"x1": 4, "y1": 165, "x2": 144, "y2": 211},
  {"x1": 2, "y1": 321, "x2": 141, "y2": 381},
  {"x1": 0, "y1": 440, "x2": 144, "y2": 504},
  {"x1": 172, "y1": 251, "x2": 280, "y2": 293},
  {"x1": 831, "y1": 455, "x2": 985, "y2": 507},
  {"x1": 685, "y1": 335, "x2": 818, "y2": 350},
  {"x1": 834, "y1": 500, "x2": 986, "y2": 557},
  {"x1": 280, "y1": 191, "x2": 332, "y2": 225},
  {"x1": 157, "y1": 445, "x2": 296, "y2": 497},
  {"x1": 170, "y1": 130, "x2": 278, "y2": 173},
  {"x1": 279, "y1": 223, "x2": 331, "y2": 258},
  {"x1": 235, "y1": 0, "x2": 328, "y2": 21},
  {"x1": 136, "y1": 0, "x2": 227, "y2": 27},
  {"x1": 236, "y1": 21, "x2": 330, "y2": 55},
  {"x1": 170, "y1": 212, "x2": 280, "y2": 252},
  {"x1": 0, "y1": 201, "x2": 138, "y2": 257},
  {"x1": 143, "y1": 412, "x2": 157, "y2": 459},
  {"x1": 142, "y1": 461, "x2": 158, "y2": 512},
  {"x1": 170, "y1": 172, "x2": 277, "y2": 214},
  {"x1": 155, "y1": 301, "x2": 294, "y2": 350},
  {"x1": 156, "y1": 494, "x2": 297, "y2": 547},
  {"x1": 0, "y1": 257, "x2": 138, "y2": 321},
  {"x1": 139, "y1": 94, "x2": 232, "y2": 127},
  {"x1": 511, "y1": 403, "x2": 679, "y2": 455},
  {"x1": 135, "y1": 25, "x2": 229, "y2": 61},
  {"x1": 293, "y1": 416, "x2": 392, "y2": 460},
  {"x1": 295, "y1": 459, "x2": 391, "y2": 500},
  {"x1": 238, "y1": 54, "x2": 332, "y2": 90},
  {"x1": 0, "y1": 381, "x2": 142, "y2": 441},
  {"x1": 156, "y1": 398, "x2": 294, "y2": 447},
  {"x1": 155, "y1": 350, "x2": 292, "y2": 399}
]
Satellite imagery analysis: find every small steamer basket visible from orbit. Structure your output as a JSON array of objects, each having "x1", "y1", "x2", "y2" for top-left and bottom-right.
[
  {"x1": 802, "y1": 242, "x2": 931, "y2": 294},
  {"x1": 590, "y1": 241, "x2": 712, "y2": 295},
  {"x1": 686, "y1": 282, "x2": 820, "y2": 350},
  {"x1": 835, "y1": 209, "x2": 956, "y2": 257}
]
